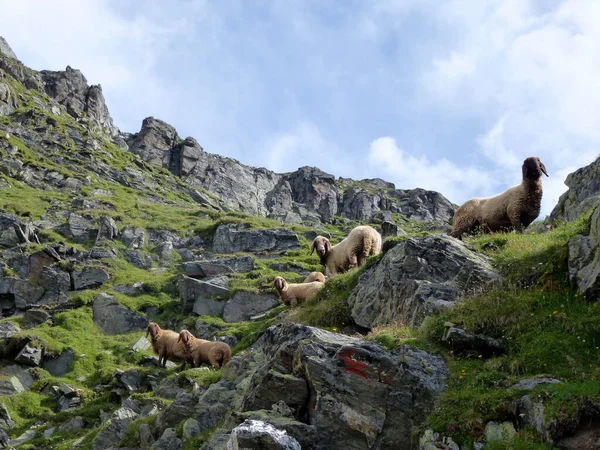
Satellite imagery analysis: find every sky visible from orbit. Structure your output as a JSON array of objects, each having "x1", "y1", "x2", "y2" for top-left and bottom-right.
[{"x1": 1, "y1": 0, "x2": 599, "y2": 217}]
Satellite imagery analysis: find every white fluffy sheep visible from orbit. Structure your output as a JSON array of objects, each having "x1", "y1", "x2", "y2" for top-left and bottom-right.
[
  {"x1": 273, "y1": 276, "x2": 325, "y2": 308},
  {"x1": 311, "y1": 225, "x2": 382, "y2": 277},
  {"x1": 177, "y1": 329, "x2": 232, "y2": 369},
  {"x1": 146, "y1": 322, "x2": 191, "y2": 368},
  {"x1": 450, "y1": 156, "x2": 548, "y2": 239},
  {"x1": 303, "y1": 271, "x2": 326, "y2": 283}
]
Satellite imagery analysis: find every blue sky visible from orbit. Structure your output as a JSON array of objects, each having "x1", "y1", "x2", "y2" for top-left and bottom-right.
[{"x1": 2, "y1": 0, "x2": 599, "y2": 217}]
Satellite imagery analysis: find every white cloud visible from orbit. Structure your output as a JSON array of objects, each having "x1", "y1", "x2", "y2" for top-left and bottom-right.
[{"x1": 367, "y1": 137, "x2": 495, "y2": 203}]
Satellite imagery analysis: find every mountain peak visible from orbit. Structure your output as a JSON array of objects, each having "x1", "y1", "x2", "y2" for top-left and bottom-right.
[{"x1": 0, "y1": 36, "x2": 18, "y2": 60}]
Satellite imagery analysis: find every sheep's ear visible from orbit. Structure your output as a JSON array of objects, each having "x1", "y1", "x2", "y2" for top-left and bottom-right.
[
  {"x1": 539, "y1": 159, "x2": 549, "y2": 177},
  {"x1": 325, "y1": 239, "x2": 332, "y2": 254},
  {"x1": 311, "y1": 240, "x2": 317, "y2": 255}
]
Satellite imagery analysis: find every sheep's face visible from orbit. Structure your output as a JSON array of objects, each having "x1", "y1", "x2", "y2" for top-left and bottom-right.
[
  {"x1": 273, "y1": 276, "x2": 287, "y2": 291},
  {"x1": 311, "y1": 236, "x2": 332, "y2": 258},
  {"x1": 522, "y1": 156, "x2": 549, "y2": 180},
  {"x1": 178, "y1": 330, "x2": 193, "y2": 345},
  {"x1": 146, "y1": 322, "x2": 160, "y2": 341}
]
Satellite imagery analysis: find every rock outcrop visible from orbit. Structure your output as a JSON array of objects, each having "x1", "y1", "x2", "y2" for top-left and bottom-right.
[
  {"x1": 568, "y1": 205, "x2": 600, "y2": 300},
  {"x1": 551, "y1": 156, "x2": 600, "y2": 222},
  {"x1": 347, "y1": 235, "x2": 501, "y2": 328}
]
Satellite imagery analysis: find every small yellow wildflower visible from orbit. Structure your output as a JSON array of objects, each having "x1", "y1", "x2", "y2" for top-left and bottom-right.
[
  {"x1": 530, "y1": 313, "x2": 535, "y2": 316},
  {"x1": 332, "y1": 328, "x2": 338, "y2": 332},
  {"x1": 459, "y1": 375, "x2": 464, "y2": 379},
  {"x1": 553, "y1": 311, "x2": 558, "y2": 315},
  {"x1": 449, "y1": 350, "x2": 454, "y2": 355},
  {"x1": 478, "y1": 354, "x2": 483, "y2": 359}
]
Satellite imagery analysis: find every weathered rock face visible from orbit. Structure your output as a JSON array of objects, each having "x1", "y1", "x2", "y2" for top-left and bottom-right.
[
  {"x1": 551, "y1": 156, "x2": 600, "y2": 222},
  {"x1": 212, "y1": 223, "x2": 301, "y2": 254},
  {"x1": 40, "y1": 66, "x2": 119, "y2": 136},
  {"x1": 0, "y1": 37, "x2": 18, "y2": 60},
  {"x1": 126, "y1": 117, "x2": 177, "y2": 167},
  {"x1": 92, "y1": 293, "x2": 149, "y2": 335},
  {"x1": 184, "y1": 256, "x2": 255, "y2": 278},
  {"x1": 568, "y1": 205, "x2": 600, "y2": 300},
  {"x1": 223, "y1": 292, "x2": 281, "y2": 323},
  {"x1": 228, "y1": 420, "x2": 301, "y2": 450},
  {"x1": 197, "y1": 323, "x2": 447, "y2": 450},
  {"x1": 347, "y1": 235, "x2": 501, "y2": 328},
  {"x1": 178, "y1": 275, "x2": 229, "y2": 314}
]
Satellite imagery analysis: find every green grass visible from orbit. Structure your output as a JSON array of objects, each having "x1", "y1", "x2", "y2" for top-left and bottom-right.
[{"x1": 419, "y1": 211, "x2": 600, "y2": 446}]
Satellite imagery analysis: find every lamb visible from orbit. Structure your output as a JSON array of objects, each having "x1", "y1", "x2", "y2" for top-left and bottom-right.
[
  {"x1": 177, "y1": 329, "x2": 232, "y2": 369},
  {"x1": 146, "y1": 322, "x2": 191, "y2": 368},
  {"x1": 311, "y1": 225, "x2": 382, "y2": 277},
  {"x1": 449, "y1": 156, "x2": 549, "y2": 240},
  {"x1": 303, "y1": 271, "x2": 326, "y2": 283},
  {"x1": 273, "y1": 275, "x2": 325, "y2": 308}
]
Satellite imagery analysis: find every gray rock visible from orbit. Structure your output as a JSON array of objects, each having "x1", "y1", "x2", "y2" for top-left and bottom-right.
[
  {"x1": 551, "y1": 155, "x2": 600, "y2": 222},
  {"x1": 155, "y1": 241, "x2": 173, "y2": 266},
  {"x1": 27, "y1": 248, "x2": 59, "y2": 279},
  {"x1": 212, "y1": 223, "x2": 301, "y2": 254},
  {"x1": 7, "y1": 429, "x2": 37, "y2": 447},
  {"x1": 216, "y1": 323, "x2": 449, "y2": 450},
  {"x1": 0, "y1": 401, "x2": 15, "y2": 430},
  {"x1": 155, "y1": 396, "x2": 195, "y2": 434},
  {"x1": 228, "y1": 420, "x2": 301, "y2": 450},
  {"x1": 484, "y1": 421, "x2": 516, "y2": 444},
  {"x1": 58, "y1": 416, "x2": 85, "y2": 431},
  {"x1": 88, "y1": 247, "x2": 118, "y2": 259},
  {"x1": 0, "y1": 211, "x2": 39, "y2": 248},
  {"x1": 131, "y1": 337, "x2": 151, "y2": 352},
  {"x1": 223, "y1": 292, "x2": 280, "y2": 323},
  {"x1": 0, "y1": 429, "x2": 8, "y2": 448},
  {"x1": 0, "y1": 322, "x2": 20, "y2": 339},
  {"x1": 556, "y1": 417, "x2": 600, "y2": 450},
  {"x1": 381, "y1": 220, "x2": 404, "y2": 240},
  {"x1": 568, "y1": 205, "x2": 600, "y2": 300},
  {"x1": 0, "y1": 81, "x2": 16, "y2": 116},
  {"x1": 72, "y1": 265, "x2": 110, "y2": 290},
  {"x1": 348, "y1": 234, "x2": 501, "y2": 328},
  {"x1": 43, "y1": 349, "x2": 75, "y2": 377},
  {"x1": 95, "y1": 215, "x2": 119, "y2": 245},
  {"x1": 128, "y1": 117, "x2": 178, "y2": 167},
  {"x1": 442, "y1": 324, "x2": 504, "y2": 357},
  {"x1": 43, "y1": 426, "x2": 54, "y2": 439},
  {"x1": 91, "y1": 407, "x2": 139, "y2": 450},
  {"x1": 179, "y1": 275, "x2": 230, "y2": 313},
  {"x1": 151, "y1": 428, "x2": 183, "y2": 450},
  {"x1": 419, "y1": 428, "x2": 460, "y2": 450},
  {"x1": 124, "y1": 249, "x2": 152, "y2": 269},
  {"x1": 512, "y1": 377, "x2": 562, "y2": 390},
  {"x1": 62, "y1": 213, "x2": 96, "y2": 242},
  {"x1": 0, "y1": 365, "x2": 34, "y2": 394},
  {"x1": 183, "y1": 418, "x2": 201, "y2": 440},
  {"x1": 122, "y1": 226, "x2": 146, "y2": 249},
  {"x1": 41, "y1": 66, "x2": 118, "y2": 136},
  {"x1": 116, "y1": 369, "x2": 144, "y2": 393},
  {"x1": 241, "y1": 370, "x2": 308, "y2": 413},
  {"x1": 185, "y1": 256, "x2": 255, "y2": 278},
  {"x1": 195, "y1": 320, "x2": 221, "y2": 340},
  {"x1": 21, "y1": 309, "x2": 51, "y2": 329},
  {"x1": 139, "y1": 423, "x2": 156, "y2": 450},
  {"x1": 0, "y1": 37, "x2": 18, "y2": 60},
  {"x1": 0, "y1": 277, "x2": 45, "y2": 310},
  {"x1": 14, "y1": 343, "x2": 43, "y2": 367},
  {"x1": 92, "y1": 293, "x2": 149, "y2": 335},
  {"x1": 518, "y1": 394, "x2": 551, "y2": 442}
]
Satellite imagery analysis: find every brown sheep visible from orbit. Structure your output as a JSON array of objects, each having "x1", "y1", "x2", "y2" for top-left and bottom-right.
[
  {"x1": 273, "y1": 276, "x2": 325, "y2": 308},
  {"x1": 303, "y1": 271, "x2": 326, "y2": 283},
  {"x1": 311, "y1": 225, "x2": 382, "y2": 277},
  {"x1": 450, "y1": 156, "x2": 548, "y2": 240},
  {"x1": 146, "y1": 322, "x2": 191, "y2": 368},
  {"x1": 177, "y1": 329, "x2": 232, "y2": 369}
]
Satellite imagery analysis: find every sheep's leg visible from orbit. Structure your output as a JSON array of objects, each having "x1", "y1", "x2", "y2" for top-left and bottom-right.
[
  {"x1": 348, "y1": 255, "x2": 358, "y2": 270},
  {"x1": 290, "y1": 298, "x2": 297, "y2": 309},
  {"x1": 507, "y1": 209, "x2": 524, "y2": 233}
]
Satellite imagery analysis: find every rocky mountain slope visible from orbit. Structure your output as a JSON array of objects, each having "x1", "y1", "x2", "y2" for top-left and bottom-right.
[{"x1": 1, "y1": 37, "x2": 600, "y2": 450}]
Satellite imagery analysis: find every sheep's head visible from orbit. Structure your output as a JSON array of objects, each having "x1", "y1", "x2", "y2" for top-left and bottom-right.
[
  {"x1": 311, "y1": 236, "x2": 332, "y2": 259},
  {"x1": 273, "y1": 276, "x2": 287, "y2": 292},
  {"x1": 146, "y1": 322, "x2": 160, "y2": 341},
  {"x1": 522, "y1": 157, "x2": 548, "y2": 181},
  {"x1": 178, "y1": 329, "x2": 193, "y2": 346}
]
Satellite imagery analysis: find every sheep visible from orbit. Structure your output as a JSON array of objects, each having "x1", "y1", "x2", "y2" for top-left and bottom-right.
[
  {"x1": 273, "y1": 276, "x2": 325, "y2": 308},
  {"x1": 177, "y1": 329, "x2": 232, "y2": 369},
  {"x1": 303, "y1": 271, "x2": 326, "y2": 283},
  {"x1": 146, "y1": 322, "x2": 192, "y2": 368},
  {"x1": 449, "y1": 156, "x2": 549, "y2": 240},
  {"x1": 311, "y1": 225, "x2": 382, "y2": 277}
]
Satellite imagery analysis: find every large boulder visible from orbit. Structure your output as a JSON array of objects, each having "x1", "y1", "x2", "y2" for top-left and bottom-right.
[
  {"x1": 91, "y1": 407, "x2": 139, "y2": 450},
  {"x1": 223, "y1": 292, "x2": 281, "y2": 323},
  {"x1": 178, "y1": 275, "x2": 230, "y2": 314},
  {"x1": 347, "y1": 235, "x2": 501, "y2": 328},
  {"x1": 568, "y1": 206, "x2": 600, "y2": 300},
  {"x1": 200, "y1": 322, "x2": 447, "y2": 450},
  {"x1": 0, "y1": 277, "x2": 45, "y2": 310},
  {"x1": 212, "y1": 223, "x2": 300, "y2": 254},
  {"x1": 92, "y1": 293, "x2": 149, "y2": 335},
  {"x1": 72, "y1": 265, "x2": 110, "y2": 290},
  {"x1": 228, "y1": 420, "x2": 301, "y2": 450},
  {"x1": 551, "y1": 156, "x2": 600, "y2": 222}
]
